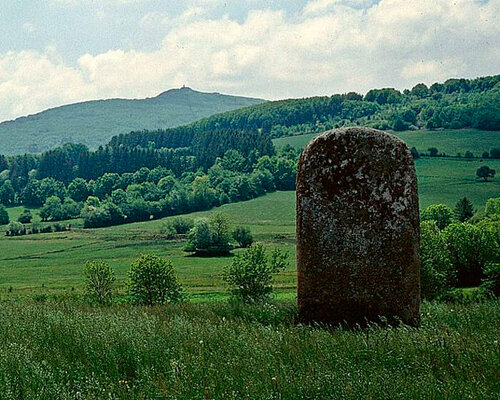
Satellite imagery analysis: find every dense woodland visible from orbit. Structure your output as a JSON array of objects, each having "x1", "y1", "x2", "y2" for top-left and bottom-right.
[{"x1": 0, "y1": 75, "x2": 498, "y2": 229}]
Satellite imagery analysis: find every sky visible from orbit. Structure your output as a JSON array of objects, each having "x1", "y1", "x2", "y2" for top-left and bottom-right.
[{"x1": 0, "y1": 0, "x2": 498, "y2": 122}]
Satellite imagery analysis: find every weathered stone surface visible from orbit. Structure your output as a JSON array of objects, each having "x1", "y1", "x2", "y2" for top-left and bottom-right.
[{"x1": 297, "y1": 127, "x2": 420, "y2": 327}]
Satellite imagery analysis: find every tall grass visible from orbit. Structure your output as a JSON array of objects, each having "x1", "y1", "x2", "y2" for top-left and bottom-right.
[{"x1": 0, "y1": 299, "x2": 498, "y2": 399}]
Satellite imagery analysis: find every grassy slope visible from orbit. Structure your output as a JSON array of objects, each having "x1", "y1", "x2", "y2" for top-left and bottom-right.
[
  {"x1": 0, "y1": 87, "x2": 264, "y2": 155},
  {"x1": 274, "y1": 128, "x2": 500, "y2": 155}
]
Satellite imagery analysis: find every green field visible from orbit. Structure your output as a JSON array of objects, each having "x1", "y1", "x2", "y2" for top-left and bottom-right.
[
  {"x1": 1, "y1": 127, "x2": 498, "y2": 294},
  {"x1": 0, "y1": 192, "x2": 296, "y2": 295},
  {"x1": 1, "y1": 156, "x2": 499, "y2": 294},
  {"x1": 274, "y1": 128, "x2": 500, "y2": 155}
]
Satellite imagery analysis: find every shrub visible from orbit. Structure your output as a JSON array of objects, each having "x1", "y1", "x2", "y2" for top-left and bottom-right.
[
  {"x1": 443, "y1": 223, "x2": 498, "y2": 287},
  {"x1": 223, "y1": 244, "x2": 288, "y2": 302},
  {"x1": 476, "y1": 165, "x2": 495, "y2": 181},
  {"x1": 128, "y1": 254, "x2": 184, "y2": 306},
  {"x1": 18, "y1": 209, "x2": 33, "y2": 224},
  {"x1": 0, "y1": 205, "x2": 9, "y2": 225},
  {"x1": 421, "y1": 204, "x2": 453, "y2": 230},
  {"x1": 233, "y1": 227, "x2": 254, "y2": 248},
  {"x1": 84, "y1": 261, "x2": 115, "y2": 305},
  {"x1": 170, "y1": 217, "x2": 194, "y2": 234},
  {"x1": 160, "y1": 223, "x2": 176, "y2": 239},
  {"x1": 6, "y1": 222, "x2": 25, "y2": 236},
  {"x1": 481, "y1": 263, "x2": 500, "y2": 297},
  {"x1": 420, "y1": 221, "x2": 454, "y2": 300},
  {"x1": 185, "y1": 213, "x2": 232, "y2": 255}
]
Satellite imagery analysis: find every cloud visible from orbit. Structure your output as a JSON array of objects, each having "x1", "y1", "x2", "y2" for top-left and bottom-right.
[{"x1": 1, "y1": 0, "x2": 499, "y2": 121}]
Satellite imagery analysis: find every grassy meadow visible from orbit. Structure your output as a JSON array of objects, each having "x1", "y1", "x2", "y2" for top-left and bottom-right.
[
  {"x1": 0, "y1": 129, "x2": 498, "y2": 399},
  {"x1": 0, "y1": 300, "x2": 498, "y2": 399}
]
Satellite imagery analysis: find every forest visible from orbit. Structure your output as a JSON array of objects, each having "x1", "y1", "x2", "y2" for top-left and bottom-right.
[{"x1": 0, "y1": 74, "x2": 498, "y2": 231}]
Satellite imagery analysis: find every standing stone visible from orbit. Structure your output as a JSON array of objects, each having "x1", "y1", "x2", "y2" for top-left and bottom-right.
[{"x1": 297, "y1": 127, "x2": 420, "y2": 327}]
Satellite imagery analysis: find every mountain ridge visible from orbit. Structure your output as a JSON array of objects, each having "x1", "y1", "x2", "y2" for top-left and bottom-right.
[{"x1": 0, "y1": 88, "x2": 264, "y2": 155}]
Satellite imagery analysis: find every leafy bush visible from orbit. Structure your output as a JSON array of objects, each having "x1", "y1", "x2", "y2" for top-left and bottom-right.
[
  {"x1": 233, "y1": 227, "x2": 254, "y2": 248},
  {"x1": 0, "y1": 205, "x2": 9, "y2": 225},
  {"x1": 128, "y1": 254, "x2": 184, "y2": 305},
  {"x1": 420, "y1": 221, "x2": 454, "y2": 300},
  {"x1": 185, "y1": 213, "x2": 232, "y2": 255},
  {"x1": 17, "y1": 209, "x2": 33, "y2": 224},
  {"x1": 443, "y1": 223, "x2": 498, "y2": 287},
  {"x1": 169, "y1": 217, "x2": 194, "y2": 234},
  {"x1": 160, "y1": 223, "x2": 176, "y2": 239},
  {"x1": 6, "y1": 222, "x2": 25, "y2": 236},
  {"x1": 481, "y1": 263, "x2": 500, "y2": 296},
  {"x1": 421, "y1": 204, "x2": 453, "y2": 230},
  {"x1": 84, "y1": 261, "x2": 115, "y2": 305},
  {"x1": 223, "y1": 244, "x2": 288, "y2": 302}
]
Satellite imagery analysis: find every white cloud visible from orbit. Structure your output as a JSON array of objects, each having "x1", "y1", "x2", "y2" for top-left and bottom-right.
[{"x1": 1, "y1": 0, "x2": 499, "y2": 122}]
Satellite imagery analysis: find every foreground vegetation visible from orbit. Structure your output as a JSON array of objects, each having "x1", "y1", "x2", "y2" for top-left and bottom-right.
[{"x1": 0, "y1": 299, "x2": 497, "y2": 399}]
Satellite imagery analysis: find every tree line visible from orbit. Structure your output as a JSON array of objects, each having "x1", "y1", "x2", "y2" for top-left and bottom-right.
[{"x1": 0, "y1": 147, "x2": 298, "y2": 229}]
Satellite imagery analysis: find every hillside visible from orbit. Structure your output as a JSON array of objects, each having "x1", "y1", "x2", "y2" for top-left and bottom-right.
[
  {"x1": 0, "y1": 87, "x2": 264, "y2": 155},
  {"x1": 109, "y1": 75, "x2": 500, "y2": 150}
]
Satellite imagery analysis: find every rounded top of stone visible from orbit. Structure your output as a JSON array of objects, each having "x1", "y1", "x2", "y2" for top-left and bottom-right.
[{"x1": 304, "y1": 127, "x2": 408, "y2": 155}]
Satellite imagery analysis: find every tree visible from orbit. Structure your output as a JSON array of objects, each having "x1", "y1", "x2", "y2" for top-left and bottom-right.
[
  {"x1": 476, "y1": 165, "x2": 496, "y2": 181},
  {"x1": 184, "y1": 213, "x2": 232, "y2": 255},
  {"x1": 454, "y1": 197, "x2": 474, "y2": 222},
  {"x1": 68, "y1": 178, "x2": 90, "y2": 202},
  {"x1": 18, "y1": 209, "x2": 33, "y2": 224},
  {"x1": 40, "y1": 196, "x2": 65, "y2": 221},
  {"x1": 128, "y1": 254, "x2": 184, "y2": 306},
  {"x1": 481, "y1": 263, "x2": 500, "y2": 297},
  {"x1": 0, "y1": 180, "x2": 15, "y2": 205},
  {"x1": 484, "y1": 198, "x2": 500, "y2": 216},
  {"x1": 94, "y1": 173, "x2": 120, "y2": 199},
  {"x1": 490, "y1": 148, "x2": 500, "y2": 159},
  {"x1": 420, "y1": 221, "x2": 454, "y2": 300},
  {"x1": 233, "y1": 227, "x2": 253, "y2": 248},
  {"x1": 223, "y1": 244, "x2": 288, "y2": 302},
  {"x1": 421, "y1": 204, "x2": 453, "y2": 230},
  {"x1": 443, "y1": 223, "x2": 498, "y2": 287},
  {"x1": 410, "y1": 83, "x2": 429, "y2": 98},
  {"x1": 428, "y1": 147, "x2": 439, "y2": 157},
  {"x1": 84, "y1": 261, "x2": 115, "y2": 305},
  {"x1": 391, "y1": 116, "x2": 409, "y2": 131},
  {"x1": 410, "y1": 147, "x2": 420, "y2": 159},
  {"x1": 0, "y1": 205, "x2": 9, "y2": 225},
  {"x1": 185, "y1": 219, "x2": 212, "y2": 253},
  {"x1": 209, "y1": 212, "x2": 232, "y2": 252}
]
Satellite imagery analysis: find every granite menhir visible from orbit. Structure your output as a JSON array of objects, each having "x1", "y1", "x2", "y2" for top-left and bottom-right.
[{"x1": 297, "y1": 127, "x2": 420, "y2": 327}]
